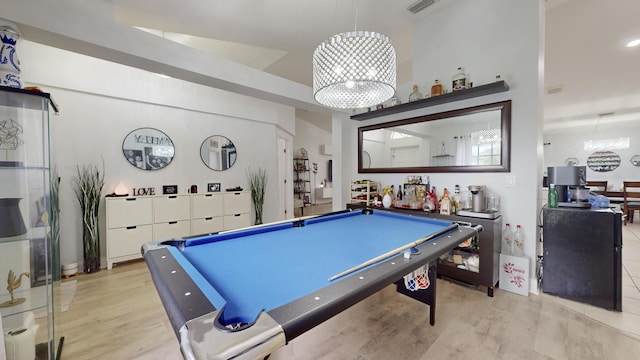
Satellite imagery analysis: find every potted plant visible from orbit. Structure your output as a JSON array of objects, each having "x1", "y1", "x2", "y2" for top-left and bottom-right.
[
  {"x1": 247, "y1": 167, "x2": 267, "y2": 225},
  {"x1": 71, "y1": 163, "x2": 104, "y2": 273}
]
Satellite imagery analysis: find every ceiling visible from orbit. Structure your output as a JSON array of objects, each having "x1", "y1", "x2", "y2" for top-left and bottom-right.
[
  {"x1": 109, "y1": 0, "x2": 448, "y2": 87},
  {"x1": 11, "y1": 0, "x2": 639, "y2": 129},
  {"x1": 544, "y1": 0, "x2": 640, "y2": 130},
  {"x1": 106, "y1": 0, "x2": 640, "y2": 129}
]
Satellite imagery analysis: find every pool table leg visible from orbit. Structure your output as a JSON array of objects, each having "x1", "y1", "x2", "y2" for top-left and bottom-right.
[
  {"x1": 429, "y1": 267, "x2": 436, "y2": 326},
  {"x1": 395, "y1": 263, "x2": 437, "y2": 326}
]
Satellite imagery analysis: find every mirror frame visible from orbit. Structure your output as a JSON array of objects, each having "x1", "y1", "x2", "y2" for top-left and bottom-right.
[{"x1": 358, "y1": 100, "x2": 511, "y2": 173}]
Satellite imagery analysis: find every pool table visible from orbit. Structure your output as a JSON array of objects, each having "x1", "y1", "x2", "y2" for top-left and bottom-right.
[{"x1": 143, "y1": 208, "x2": 481, "y2": 360}]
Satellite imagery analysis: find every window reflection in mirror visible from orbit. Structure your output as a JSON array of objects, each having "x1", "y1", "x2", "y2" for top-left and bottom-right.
[
  {"x1": 358, "y1": 100, "x2": 511, "y2": 173},
  {"x1": 200, "y1": 135, "x2": 237, "y2": 171}
]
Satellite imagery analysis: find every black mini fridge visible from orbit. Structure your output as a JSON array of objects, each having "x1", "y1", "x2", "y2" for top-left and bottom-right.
[{"x1": 542, "y1": 207, "x2": 622, "y2": 311}]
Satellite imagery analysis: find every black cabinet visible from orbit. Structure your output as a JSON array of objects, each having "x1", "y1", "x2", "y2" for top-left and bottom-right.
[
  {"x1": 428, "y1": 212, "x2": 501, "y2": 297},
  {"x1": 542, "y1": 207, "x2": 622, "y2": 311}
]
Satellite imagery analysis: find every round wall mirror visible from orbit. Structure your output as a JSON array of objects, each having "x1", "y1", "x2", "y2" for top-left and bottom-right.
[
  {"x1": 200, "y1": 135, "x2": 237, "y2": 171},
  {"x1": 122, "y1": 127, "x2": 175, "y2": 170}
]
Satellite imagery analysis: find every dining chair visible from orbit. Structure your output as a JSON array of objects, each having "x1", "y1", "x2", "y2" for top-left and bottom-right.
[
  {"x1": 622, "y1": 181, "x2": 640, "y2": 225},
  {"x1": 586, "y1": 180, "x2": 608, "y2": 194}
]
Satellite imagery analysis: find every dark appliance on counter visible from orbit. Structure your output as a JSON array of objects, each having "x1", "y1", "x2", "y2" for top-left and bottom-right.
[
  {"x1": 547, "y1": 166, "x2": 590, "y2": 208},
  {"x1": 542, "y1": 207, "x2": 622, "y2": 311}
]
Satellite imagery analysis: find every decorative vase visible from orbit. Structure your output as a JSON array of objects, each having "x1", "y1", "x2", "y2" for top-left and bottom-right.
[
  {"x1": 0, "y1": 25, "x2": 22, "y2": 88},
  {"x1": 72, "y1": 163, "x2": 104, "y2": 274},
  {"x1": 254, "y1": 203, "x2": 263, "y2": 225},
  {"x1": 247, "y1": 167, "x2": 267, "y2": 225},
  {"x1": 382, "y1": 194, "x2": 392, "y2": 208},
  {"x1": 82, "y1": 220, "x2": 100, "y2": 273},
  {"x1": 0, "y1": 198, "x2": 27, "y2": 237}
]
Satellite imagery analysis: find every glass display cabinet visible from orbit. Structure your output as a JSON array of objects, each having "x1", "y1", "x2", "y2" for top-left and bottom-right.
[{"x1": 0, "y1": 87, "x2": 59, "y2": 359}]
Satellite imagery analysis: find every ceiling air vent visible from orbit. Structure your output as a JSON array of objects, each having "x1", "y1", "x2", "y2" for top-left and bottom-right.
[
  {"x1": 546, "y1": 85, "x2": 564, "y2": 95},
  {"x1": 407, "y1": 0, "x2": 436, "y2": 14}
]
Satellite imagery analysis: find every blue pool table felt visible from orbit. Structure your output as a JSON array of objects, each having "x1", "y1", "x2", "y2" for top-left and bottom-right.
[{"x1": 176, "y1": 211, "x2": 454, "y2": 325}]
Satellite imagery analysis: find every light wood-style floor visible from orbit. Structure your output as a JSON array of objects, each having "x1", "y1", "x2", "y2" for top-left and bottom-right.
[{"x1": 53, "y1": 206, "x2": 640, "y2": 359}]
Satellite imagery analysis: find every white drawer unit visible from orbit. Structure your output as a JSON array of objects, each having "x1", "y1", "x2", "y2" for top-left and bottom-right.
[
  {"x1": 191, "y1": 193, "x2": 224, "y2": 218},
  {"x1": 153, "y1": 220, "x2": 191, "y2": 241},
  {"x1": 154, "y1": 195, "x2": 190, "y2": 222},
  {"x1": 106, "y1": 192, "x2": 252, "y2": 268},
  {"x1": 106, "y1": 225, "x2": 153, "y2": 267},
  {"x1": 106, "y1": 197, "x2": 153, "y2": 228},
  {"x1": 191, "y1": 216, "x2": 224, "y2": 235},
  {"x1": 223, "y1": 192, "x2": 251, "y2": 215},
  {"x1": 106, "y1": 197, "x2": 153, "y2": 269},
  {"x1": 223, "y1": 192, "x2": 251, "y2": 230},
  {"x1": 191, "y1": 193, "x2": 225, "y2": 235},
  {"x1": 224, "y1": 213, "x2": 251, "y2": 230}
]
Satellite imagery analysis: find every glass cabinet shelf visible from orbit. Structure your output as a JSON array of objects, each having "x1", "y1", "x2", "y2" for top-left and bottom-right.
[
  {"x1": 0, "y1": 227, "x2": 48, "y2": 244},
  {"x1": 0, "y1": 285, "x2": 48, "y2": 319},
  {"x1": 0, "y1": 86, "x2": 59, "y2": 359}
]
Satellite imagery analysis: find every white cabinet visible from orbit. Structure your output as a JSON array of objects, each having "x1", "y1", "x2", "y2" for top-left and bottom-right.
[
  {"x1": 107, "y1": 197, "x2": 153, "y2": 227},
  {"x1": 316, "y1": 187, "x2": 333, "y2": 199},
  {"x1": 153, "y1": 195, "x2": 190, "y2": 241},
  {"x1": 106, "y1": 192, "x2": 251, "y2": 268},
  {"x1": 191, "y1": 194, "x2": 224, "y2": 235},
  {"x1": 153, "y1": 195, "x2": 190, "y2": 223},
  {"x1": 223, "y1": 192, "x2": 251, "y2": 230},
  {"x1": 153, "y1": 221, "x2": 191, "y2": 241},
  {"x1": 106, "y1": 197, "x2": 153, "y2": 269}
]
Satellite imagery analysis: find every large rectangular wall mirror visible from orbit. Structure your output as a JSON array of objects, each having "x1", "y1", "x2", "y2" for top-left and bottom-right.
[{"x1": 358, "y1": 100, "x2": 511, "y2": 173}]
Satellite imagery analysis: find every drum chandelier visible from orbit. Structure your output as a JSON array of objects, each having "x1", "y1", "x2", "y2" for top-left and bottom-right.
[{"x1": 312, "y1": 30, "x2": 396, "y2": 109}]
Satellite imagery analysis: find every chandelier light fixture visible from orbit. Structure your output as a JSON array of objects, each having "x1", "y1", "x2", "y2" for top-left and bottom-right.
[{"x1": 312, "y1": 5, "x2": 396, "y2": 109}]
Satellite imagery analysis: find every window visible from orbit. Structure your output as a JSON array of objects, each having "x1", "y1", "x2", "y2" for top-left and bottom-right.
[{"x1": 471, "y1": 129, "x2": 501, "y2": 165}]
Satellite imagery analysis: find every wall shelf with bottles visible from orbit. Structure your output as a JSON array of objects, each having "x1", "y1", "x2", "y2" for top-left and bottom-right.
[{"x1": 350, "y1": 80, "x2": 509, "y2": 121}]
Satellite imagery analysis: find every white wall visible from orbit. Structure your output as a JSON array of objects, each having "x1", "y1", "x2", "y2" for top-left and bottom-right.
[
  {"x1": 20, "y1": 42, "x2": 296, "y2": 269},
  {"x1": 293, "y1": 117, "x2": 333, "y2": 204},
  {"x1": 339, "y1": 0, "x2": 544, "y2": 293},
  {"x1": 544, "y1": 118, "x2": 640, "y2": 191}
]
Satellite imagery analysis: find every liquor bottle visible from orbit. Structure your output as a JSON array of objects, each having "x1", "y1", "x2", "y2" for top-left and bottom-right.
[
  {"x1": 408, "y1": 84, "x2": 423, "y2": 102},
  {"x1": 397, "y1": 185, "x2": 403, "y2": 201},
  {"x1": 430, "y1": 80, "x2": 443, "y2": 96},
  {"x1": 502, "y1": 223, "x2": 513, "y2": 255},
  {"x1": 440, "y1": 189, "x2": 451, "y2": 215},
  {"x1": 452, "y1": 185, "x2": 460, "y2": 214},
  {"x1": 429, "y1": 187, "x2": 438, "y2": 210},
  {"x1": 513, "y1": 225, "x2": 525, "y2": 256},
  {"x1": 548, "y1": 184, "x2": 558, "y2": 208},
  {"x1": 452, "y1": 67, "x2": 468, "y2": 92}
]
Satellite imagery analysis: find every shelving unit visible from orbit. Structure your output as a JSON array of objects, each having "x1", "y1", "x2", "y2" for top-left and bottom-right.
[
  {"x1": 346, "y1": 204, "x2": 501, "y2": 296},
  {"x1": 0, "y1": 87, "x2": 59, "y2": 359},
  {"x1": 350, "y1": 180, "x2": 377, "y2": 206},
  {"x1": 294, "y1": 157, "x2": 311, "y2": 205},
  {"x1": 350, "y1": 80, "x2": 509, "y2": 121}
]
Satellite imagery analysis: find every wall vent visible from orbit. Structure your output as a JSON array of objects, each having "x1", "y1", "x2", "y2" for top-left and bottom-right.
[
  {"x1": 407, "y1": 0, "x2": 436, "y2": 14},
  {"x1": 546, "y1": 85, "x2": 564, "y2": 95}
]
